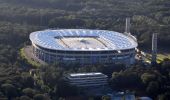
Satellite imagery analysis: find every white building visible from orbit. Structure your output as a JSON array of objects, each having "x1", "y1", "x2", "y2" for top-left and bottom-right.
[
  {"x1": 64, "y1": 72, "x2": 108, "y2": 87},
  {"x1": 108, "y1": 92, "x2": 136, "y2": 100},
  {"x1": 29, "y1": 29, "x2": 138, "y2": 66}
]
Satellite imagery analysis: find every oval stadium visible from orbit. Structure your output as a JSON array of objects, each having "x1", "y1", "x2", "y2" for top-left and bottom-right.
[{"x1": 29, "y1": 29, "x2": 138, "y2": 66}]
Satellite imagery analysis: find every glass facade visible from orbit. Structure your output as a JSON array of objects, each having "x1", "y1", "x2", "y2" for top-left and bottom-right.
[
  {"x1": 32, "y1": 44, "x2": 136, "y2": 66},
  {"x1": 65, "y1": 73, "x2": 108, "y2": 87}
]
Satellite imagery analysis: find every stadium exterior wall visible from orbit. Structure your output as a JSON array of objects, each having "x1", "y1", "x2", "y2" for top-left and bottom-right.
[{"x1": 32, "y1": 43, "x2": 136, "y2": 66}]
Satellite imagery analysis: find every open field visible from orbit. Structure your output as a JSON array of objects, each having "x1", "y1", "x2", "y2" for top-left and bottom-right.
[
  {"x1": 157, "y1": 54, "x2": 170, "y2": 63},
  {"x1": 144, "y1": 53, "x2": 170, "y2": 63}
]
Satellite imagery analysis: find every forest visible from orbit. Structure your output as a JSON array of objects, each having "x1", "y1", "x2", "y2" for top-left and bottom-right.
[{"x1": 0, "y1": 0, "x2": 170, "y2": 99}]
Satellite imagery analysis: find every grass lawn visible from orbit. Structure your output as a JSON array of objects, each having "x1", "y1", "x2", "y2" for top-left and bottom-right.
[
  {"x1": 144, "y1": 53, "x2": 170, "y2": 63},
  {"x1": 157, "y1": 54, "x2": 170, "y2": 63}
]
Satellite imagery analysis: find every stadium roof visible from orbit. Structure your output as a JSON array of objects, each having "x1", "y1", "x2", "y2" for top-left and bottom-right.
[{"x1": 30, "y1": 29, "x2": 138, "y2": 51}]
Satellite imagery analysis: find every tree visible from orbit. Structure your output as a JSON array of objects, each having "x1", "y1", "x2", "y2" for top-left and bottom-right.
[
  {"x1": 146, "y1": 81, "x2": 159, "y2": 97},
  {"x1": 33, "y1": 94, "x2": 50, "y2": 100},
  {"x1": 20, "y1": 95, "x2": 32, "y2": 100},
  {"x1": 158, "y1": 92, "x2": 170, "y2": 100},
  {"x1": 21, "y1": 72, "x2": 34, "y2": 88},
  {"x1": 111, "y1": 70, "x2": 142, "y2": 89},
  {"x1": 22, "y1": 88, "x2": 36, "y2": 98},
  {"x1": 39, "y1": 65, "x2": 63, "y2": 87},
  {"x1": 141, "y1": 73, "x2": 156, "y2": 84},
  {"x1": 1, "y1": 83, "x2": 18, "y2": 100},
  {"x1": 160, "y1": 59, "x2": 170, "y2": 76},
  {"x1": 57, "y1": 79, "x2": 80, "y2": 97},
  {"x1": 102, "y1": 95, "x2": 111, "y2": 100}
]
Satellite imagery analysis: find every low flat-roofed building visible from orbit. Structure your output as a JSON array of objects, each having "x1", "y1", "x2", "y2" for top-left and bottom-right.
[
  {"x1": 64, "y1": 72, "x2": 108, "y2": 87},
  {"x1": 138, "y1": 97, "x2": 152, "y2": 100},
  {"x1": 108, "y1": 92, "x2": 136, "y2": 100}
]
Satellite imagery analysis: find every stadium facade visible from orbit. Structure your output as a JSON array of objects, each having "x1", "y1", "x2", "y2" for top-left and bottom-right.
[{"x1": 29, "y1": 29, "x2": 138, "y2": 66}]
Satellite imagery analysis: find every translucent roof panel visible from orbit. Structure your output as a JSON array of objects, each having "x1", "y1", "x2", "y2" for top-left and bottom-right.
[{"x1": 30, "y1": 29, "x2": 138, "y2": 51}]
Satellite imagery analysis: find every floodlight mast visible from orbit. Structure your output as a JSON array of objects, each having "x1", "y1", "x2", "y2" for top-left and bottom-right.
[
  {"x1": 124, "y1": 18, "x2": 138, "y2": 43},
  {"x1": 125, "y1": 18, "x2": 131, "y2": 34},
  {"x1": 152, "y1": 33, "x2": 158, "y2": 65}
]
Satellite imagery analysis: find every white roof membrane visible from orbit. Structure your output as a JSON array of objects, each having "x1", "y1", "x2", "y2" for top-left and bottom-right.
[{"x1": 30, "y1": 29, "x2": 138, "y2": 51}]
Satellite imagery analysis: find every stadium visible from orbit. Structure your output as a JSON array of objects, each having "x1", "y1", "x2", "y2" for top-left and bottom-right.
[{"x1": 29, "y1": 29, "x2": 138, "y2": 66}]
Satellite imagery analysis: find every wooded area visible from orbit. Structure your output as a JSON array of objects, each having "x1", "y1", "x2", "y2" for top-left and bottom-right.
[{"x1": 0, "y1": 0, "x2": 170, "y2": 99}]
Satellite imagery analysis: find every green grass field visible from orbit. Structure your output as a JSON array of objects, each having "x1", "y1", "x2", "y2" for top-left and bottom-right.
[
  {"x1": 157, "y1": 54, "x2": 170, "y2": 63},
  {"x1": 145, "y1": 53, "x2": 170, "y2": 63}
]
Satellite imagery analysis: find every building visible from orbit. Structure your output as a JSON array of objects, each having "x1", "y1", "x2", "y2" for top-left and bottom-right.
[
  {"x1": 108, "y1": 92, "x2": 136, "y2": 100},
  {"x1": 29, "y1": 29, "x2": 138, "y2": 66},
  {"x1": 64, "y1": 72, "x2": 108, "y2": 87},
  {"x1": 151, "y1": 33, "x2": 157, "y2": 65},
  {"x1": 137, "y1": 97, "x2": 152, "y2": 100}
]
